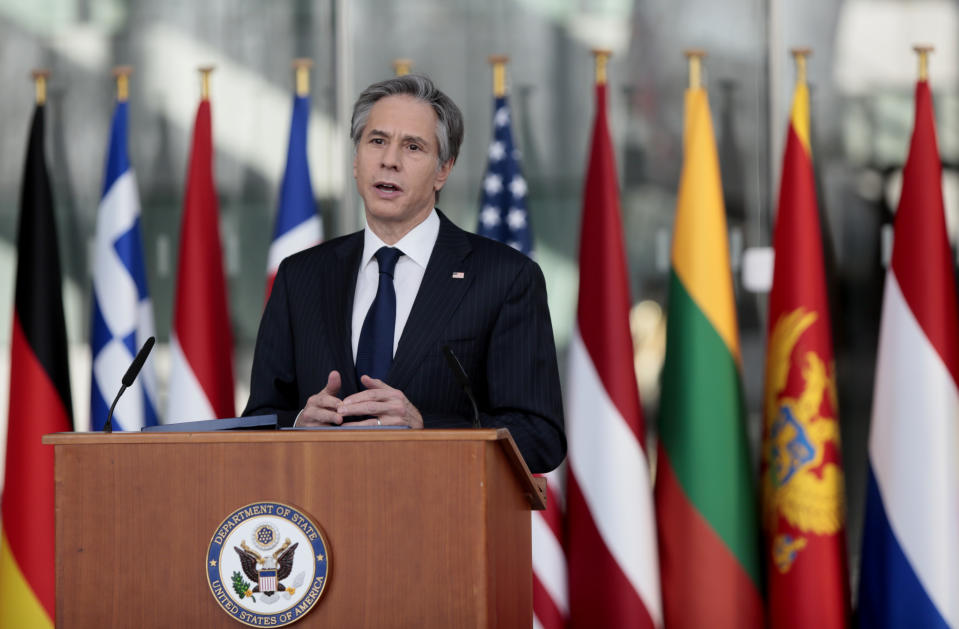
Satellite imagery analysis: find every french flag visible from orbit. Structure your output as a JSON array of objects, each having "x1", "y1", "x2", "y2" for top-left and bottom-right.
[
  {"x1": 858, "y1": 78, "x2": 959, "y2": 628},
  {"x1": 266, "y1": 91, "x2": 321, "y2": 299}
]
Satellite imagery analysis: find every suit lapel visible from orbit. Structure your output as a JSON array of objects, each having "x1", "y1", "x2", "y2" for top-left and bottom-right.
[
  {"x1": 389, "y1": 212, "x2": 473, "y2": 391},
  {"x1": 325, "y1": 233, "x2": 364, "y2": 394}
]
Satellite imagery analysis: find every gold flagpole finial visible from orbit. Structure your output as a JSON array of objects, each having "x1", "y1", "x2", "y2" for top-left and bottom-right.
[
  {"x1": 684, "y1": 49, "x2": 707, "y2": 90},
  {"x1": 913, "y1": 44, "x2": 934, "y2": 81},
  {"x1": 392, "y1": 58, "x2": 413, "y2": 76},
  {"x1": 112, "y1": 65, "x2": 133, "y2": 102},
  {"x1": 31, "y1": 69, "x2": 51, "y2": 105},
  {"x1": 198, "y1": 65, "x2": 215, "y2": 100},
  {"x1": 790, "y1": 48, "x2": 811, "y2": 86},
  {"x1": 488, "y1": 55, "x2": 509, "y2": 97},
  {"x1": 592, "y1": 49, "x2": 612, "y2": 86},
  {"x1": 292, "y1": 58, "x2": 313, "y2": 97}
]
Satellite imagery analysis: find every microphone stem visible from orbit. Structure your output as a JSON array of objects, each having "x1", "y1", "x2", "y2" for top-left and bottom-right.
[
  {"x1": 465, "y1": 386, "x2": 480, "y2": 429},
  {"x1": 104, "y1": 384, "x2": 126, "y2": 433}
]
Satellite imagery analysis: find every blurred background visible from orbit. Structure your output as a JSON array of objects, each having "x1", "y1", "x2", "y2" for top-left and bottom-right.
[{"x1": 1, "y1": 0, "x2": 958, "y2": 599}]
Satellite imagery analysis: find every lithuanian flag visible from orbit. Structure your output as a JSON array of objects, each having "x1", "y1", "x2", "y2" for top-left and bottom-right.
[{"x1": 654, "y1": 73, "x2": 764, "y2": 629}]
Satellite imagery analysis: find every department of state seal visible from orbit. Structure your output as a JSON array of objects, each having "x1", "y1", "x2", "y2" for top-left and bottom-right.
[{"x1": 206, "y1": 502, "x2": 330, "y2": 627}]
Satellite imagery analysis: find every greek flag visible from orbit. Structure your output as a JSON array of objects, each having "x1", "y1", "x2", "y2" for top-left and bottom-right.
[
  {"x1": 90, "y1": 100, "x2": 159, "y2": 430},
  {"x1": 477, "y1": 95, "x2": 532, "y2": 255}
]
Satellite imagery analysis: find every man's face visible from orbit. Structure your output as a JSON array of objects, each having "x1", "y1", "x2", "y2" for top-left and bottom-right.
[{"x1": 353, "y1": 95, "x2": 452, "y2": 238}]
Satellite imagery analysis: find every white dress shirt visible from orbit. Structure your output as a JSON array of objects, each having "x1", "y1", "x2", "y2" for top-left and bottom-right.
[{"x1": 351, "y1": 209, "x2": 440, "y2": 362}]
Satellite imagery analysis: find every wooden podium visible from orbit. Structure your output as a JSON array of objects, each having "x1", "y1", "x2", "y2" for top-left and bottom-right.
[{"x1": 43, "y1": 429, "x2": 546, "y2": 628}]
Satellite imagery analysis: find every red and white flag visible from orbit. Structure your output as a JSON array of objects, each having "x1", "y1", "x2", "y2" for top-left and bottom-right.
[
  {"x1": 533, "y1": 471, "x2": 567, "y2": 629},
  {"x1": 167, "y1": 95, "x2": 235, "y2": 422},
  {"x1": 565, "y1": 75, "x2": 662, "y2": 627}
]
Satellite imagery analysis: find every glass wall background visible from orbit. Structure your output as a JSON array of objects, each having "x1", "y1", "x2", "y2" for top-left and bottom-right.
[{"x1": 1, "y1": 0, "x2": 958, "y2": 599}]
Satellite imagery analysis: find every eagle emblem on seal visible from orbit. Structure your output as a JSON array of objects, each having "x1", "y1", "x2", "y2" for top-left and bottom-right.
[{"x1": 234, "y1": 539, "x2": 299, "y2": 597}]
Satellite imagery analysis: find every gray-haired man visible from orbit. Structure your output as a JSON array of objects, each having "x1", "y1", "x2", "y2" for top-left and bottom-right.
[{"x1": 244, "y1": 75, "x2": 565, "y2": 473}]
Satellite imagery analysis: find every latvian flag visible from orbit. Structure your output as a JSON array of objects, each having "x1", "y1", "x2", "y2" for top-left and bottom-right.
[
  {"x1": 167, "y1": 93, "x2": 236, "y2": 422},
  {"x1": 0, "y1": 98, "x2": 73, "y2": 628},
  {"x1": 858, "y1": 75, "x2": 959, "y2": 629},
  {"x1": 565, "y1": 78, "x2": 662, "y2": 628},
  {"x1": 266, "y1": 90, "x2": 322, "y2": 300}
]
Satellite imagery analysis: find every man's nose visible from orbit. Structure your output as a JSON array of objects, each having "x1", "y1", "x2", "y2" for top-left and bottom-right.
[{"x1": 380, "y1": 143, "x2": 401, "y2": 170}]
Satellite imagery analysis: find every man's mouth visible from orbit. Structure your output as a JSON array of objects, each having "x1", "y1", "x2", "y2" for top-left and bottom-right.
[{"x1": 375, "y1": 182, "x2": 402, "y2": 192}]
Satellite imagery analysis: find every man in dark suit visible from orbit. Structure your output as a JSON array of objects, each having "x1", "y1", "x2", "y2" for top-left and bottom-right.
[{"x1": 243, "y1": 75, "x2": 565, "y2": 474}]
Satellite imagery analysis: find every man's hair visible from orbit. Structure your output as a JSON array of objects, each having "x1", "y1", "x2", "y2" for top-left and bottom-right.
[{"x1": 350, "y1": 74, "x2": 464, "y2": 167}]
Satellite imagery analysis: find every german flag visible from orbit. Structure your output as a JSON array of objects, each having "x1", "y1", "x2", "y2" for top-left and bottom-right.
[{"x1": 0, "y1": 97, "x2": 74, "y2": 627}]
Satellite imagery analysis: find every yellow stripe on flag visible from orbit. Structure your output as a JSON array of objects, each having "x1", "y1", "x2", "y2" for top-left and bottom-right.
[
  {"x1": 671, "y1": 87, "x2": 741, "y2": 361},
  {"x1": 790, "y1": 81, "x2": 811, "y2": 155},
  {"x1": 0, "y1": 529, "x2": 53, "y2": 629}
]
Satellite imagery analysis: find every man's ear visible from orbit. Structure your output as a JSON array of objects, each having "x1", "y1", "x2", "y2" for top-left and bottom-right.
[
  {"x1": 352, "y1": 152, "x2": 358, "y2": 180},
  {"x1": 434, "y1": 159, "x2": 454, "y2": 191}
]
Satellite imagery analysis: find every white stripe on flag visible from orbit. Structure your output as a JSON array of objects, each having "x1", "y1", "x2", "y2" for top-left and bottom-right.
[
  {"x1": 267, "y1": 215, "x2": 322, "y2": 272},
  {"x1": 870, "y1": 273, "x2": 959, "y2": 626},
  {"x1": 93, "y1": 338, "x2": 144, "y2": 427},
  {"x1": 92, "y1": 171, "x2": 141, "y2": 335},
  {"x1": 567, "y1": 328, "x2": 663, "y2": 626},
  {"x1": 532, "y1": 511, "x2": 568, "y2": 616},
  {"x1": 167, "y1": 334, "x2": 216, "y2": 423}
]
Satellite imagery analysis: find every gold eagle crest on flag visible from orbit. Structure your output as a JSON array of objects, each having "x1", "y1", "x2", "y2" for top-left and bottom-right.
[{"x1": 762, "y1": 308, "x2": 844, "y2": 573}]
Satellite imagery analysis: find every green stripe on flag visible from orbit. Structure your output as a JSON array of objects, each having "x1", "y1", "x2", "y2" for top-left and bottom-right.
[{"x1": 660, "y1": 270, "x2": 761, "y2": 588}]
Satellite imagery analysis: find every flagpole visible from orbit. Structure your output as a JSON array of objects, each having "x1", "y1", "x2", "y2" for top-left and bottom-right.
[
  {"x1": 591, "y1": 49, "x2": 610, "y2": 86},
  {"x1": 113, "y1": 65, "x2": 132, "y2": 103},
  {"x1": 31, "y1": 69, "x2": 50, "y2": 105},
  {"x1": 791, "y1": 47, "x2": 810, "y2": 87},
  {"x1": 488, "y1": 55, "x2": 509, "y2": 97},
  {"x1": 198, "y1": 65, "x2": 215, "y2": 101},
  {"x1": 392, "y1": 58, "x2": 412, "y2": 76},
  {"x1": 684, "y1": 49, "x2": 705, "y2": 89},
  {"x1": 914, "y1": 44, "x2": 933, "y2": 81},
  {"x1": 292, "y1": 58, "x2": 313, "y2": 97}
]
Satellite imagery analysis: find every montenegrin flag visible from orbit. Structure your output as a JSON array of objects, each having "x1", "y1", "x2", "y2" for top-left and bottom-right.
[
  {"x1": 654, "y1": 84, "x2": 763, "y2": 629},
  {"x1": 167, "y1": 95, "x2": 236, "y2": 422},
  {"x1": 266, "y1": 91, "x2": 322, "y2": 300},
  {"x1": 566, "y1": 79, "x2": 662, "y2": 629},
  {"x1": 858, "y1": 77, "x2": 959, "y2": 629},
  {"x1": 0, "y1": 101, "x2": 73, "y2": 628},
  {"x1": 761, "y1": 69, "x2": 848, "y2": 629}
]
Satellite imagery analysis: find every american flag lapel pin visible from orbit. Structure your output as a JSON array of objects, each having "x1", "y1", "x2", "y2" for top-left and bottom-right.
[{"x1": 452, "y1": 271, "x2": 465, "y2": 279}]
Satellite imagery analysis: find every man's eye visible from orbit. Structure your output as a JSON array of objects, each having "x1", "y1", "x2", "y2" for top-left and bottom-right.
[
  {"x1": 370, "y1": 138, "x2": 384, "y2": 145},
  {"x1": 408, "y1": 144, "x2": 420, "y2": 151}
]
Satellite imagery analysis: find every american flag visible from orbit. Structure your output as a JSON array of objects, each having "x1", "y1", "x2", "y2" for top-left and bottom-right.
[
  {"x1": 476, "y1": 93, "x2": 567, "y2": 629},
  {"x1": 477, "y1": 95, "x2": 532, "y2": 256}
]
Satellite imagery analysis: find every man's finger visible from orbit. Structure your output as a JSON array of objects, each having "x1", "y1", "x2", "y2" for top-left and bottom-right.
[
  {"x1": 298, "y1": 408, "x2": 343, "y2": 426},
  {"x1": 338, "y1": 400, "x2": 400, "y2": 418},
  {"x1": 322, "y1": 370, "x2": 342, "y2": 395},
  {"x1": 359, "y1": 375, "x2": 388, "y2": 390},
  {"x1": 340, "y1": 387, "x2": 400, "y2": 407}
]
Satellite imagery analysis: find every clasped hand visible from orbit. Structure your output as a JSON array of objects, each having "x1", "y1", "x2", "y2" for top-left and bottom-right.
[{"x1": 294, "y1": 370, "x2": 424, "y2": 428}]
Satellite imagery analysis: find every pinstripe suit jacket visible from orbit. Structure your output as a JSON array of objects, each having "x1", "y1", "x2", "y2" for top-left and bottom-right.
[{"x1": 243, "y1": 211, "x2": 566, "y2": 473}]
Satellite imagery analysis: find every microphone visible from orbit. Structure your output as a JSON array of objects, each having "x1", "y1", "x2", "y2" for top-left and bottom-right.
[
  {"x1": 442, "y1": 345, "x2": 480, "y2": 429},
  {"x1": 104, "y1": 336, "x2": 156, "y2": 433}
]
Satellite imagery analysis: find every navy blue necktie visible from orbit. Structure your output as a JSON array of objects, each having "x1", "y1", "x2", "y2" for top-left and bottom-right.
[{"x1": 355, "y1": 246, "x2": 403, "y2": 384}]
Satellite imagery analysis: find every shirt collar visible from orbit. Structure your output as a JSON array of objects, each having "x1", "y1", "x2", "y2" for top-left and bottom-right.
[{"x1": 361, "y1": 209, "x2": 440, "y2": 269}]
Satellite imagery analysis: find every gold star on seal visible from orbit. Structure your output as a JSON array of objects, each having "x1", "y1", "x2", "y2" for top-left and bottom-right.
[
  {"x1": 316, "y1": 554, "x2": 324, "y2": 562},
  {"x1": 209, "y1": 560, "x2": 217, "y2": 567}
]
